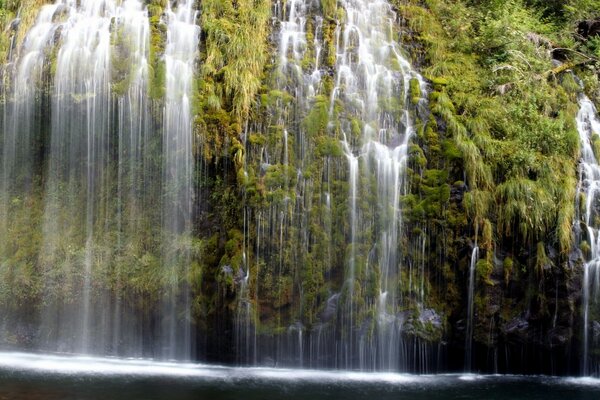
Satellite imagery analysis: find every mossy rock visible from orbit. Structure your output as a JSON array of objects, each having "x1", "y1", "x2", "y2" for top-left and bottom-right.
[
  {"x1": 428, "y1": 77, "x2": 448, "y2": 91},
  {"x1": 409, "y1": 77, "x2": 421, "y2": 105}
]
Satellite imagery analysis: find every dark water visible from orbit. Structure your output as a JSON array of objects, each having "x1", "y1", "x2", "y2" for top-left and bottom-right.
[{"x1": 0, "y1": 353, "x2": 599, "y2": 400}]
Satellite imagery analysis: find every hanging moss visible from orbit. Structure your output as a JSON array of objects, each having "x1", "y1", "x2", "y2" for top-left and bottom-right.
[
  {"x1": 409, "y1": 77, "x2": 421, "y2": 105},
  {"x1": 200, "y1": 0, "x2": 271, "y2": 121},
  {"x1": 303, "y1": 95, "x2": 330, "y2": 138},
  {"x1": 400, "y1": 0, "x2": 581, "y2": 258},
  {"x1": 148, "y1": 0, "x2": 167, "y2": 100},
  {"x1": 110, "y1": 25, "x2": 134, "y2": 97}
]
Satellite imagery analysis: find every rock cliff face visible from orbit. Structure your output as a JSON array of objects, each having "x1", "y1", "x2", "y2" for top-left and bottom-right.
[{"x1": 0, "y1": 0, "x2": 599, "y2": 375}]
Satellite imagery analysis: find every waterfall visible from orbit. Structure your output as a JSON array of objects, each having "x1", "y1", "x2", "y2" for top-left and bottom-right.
[
  {"x1": 576, "y1": 93, "x2": 600, "y2": 376},
  {"x1": 0, "y1": 0, "x2": 200, "y2": 359},
  {"x1": 234, "y1": 0, "x2": 324, "y2": 366},
  {"x1": 112, "y1": 0, "x2": 152, "y2": 354},
  {"x1": 161, "y1": 0, "x2": 199, "y2": 361},
  {"x1": 41, "y1": 0, "x2": 116, "y2": 354},
  {"x1": 235, "y1": 0, "x2": 430, "y2": 370},
  {"x1": 0, "y1": 3, "x2": 60, "y2": 267},
  {"x1": 465, "y1": 246, "x2": 478, "y2": 372},
  {"x1": 332, "y1": 0, "x2": 427, "y2": 370}
]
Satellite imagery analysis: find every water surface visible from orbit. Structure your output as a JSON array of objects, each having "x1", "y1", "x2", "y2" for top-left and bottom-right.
[{"x1": 0, "y1": 352, "x2": 598, "y2": 399}]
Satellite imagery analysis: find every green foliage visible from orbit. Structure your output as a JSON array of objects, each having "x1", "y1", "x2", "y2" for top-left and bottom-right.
[
  {"x1": 201, "y1": 0, "x2": 271, "y2": 121},
  {"x1": 303, "y1": 96, "x2": 330, "y2": 138},
  {"x1": 409, "y1": 77, "x2": 421, "y2": 105},
  {"x1": 148, "y1": 0, "x2": 167, "y2": 99},
  {"x1": 321, "y1": 0, "x2": 337, "y2": 19},
  {"x1": 0, "y1": 0, "x2": 52, "y2": 64},
  {"x1": 111, "y1": 26, "x2": 135, "y2": 96},
  {"x1": 401, "y1": 0, "x2": 581, "y2": 255},
  {"x1": 315, "y1": 136, "x2": 344, "y2": 157}
]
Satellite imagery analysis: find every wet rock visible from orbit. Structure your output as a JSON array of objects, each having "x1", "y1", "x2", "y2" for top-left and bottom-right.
[
  {"x1": 9, "y1": 18, "x2": 20, "y2": 32},
  {"x1": 568, "y1": 248, "x2": 584, "y2": 270},
  {"x1": 450, "y1": 182, "x2": 466, "y2": 203},
  {"x1": 234, "y1": 267, "x2": 246, "y2": 285},
  {"x1": 221, "y1": 264, "x2": 233, "y2": 276},
  {"x1": 546, "y1": 245, "x2": 558, "y2": 262},
  {"x1": 419, "y1": 308, "x2": 442, "y2": 330},
  {"x1": 403, "y1": 309, "x2": 443, "y2": 342},
  {"x1": 593, "y1": 321, "x2": 600, "y2": 340},
  {"x1": 503, "y1": 317, "x2": 529, "y2": 335},
  {"x1": 548, "y1": 327, "x2": 571, "y2": 346},
  {"x1": 320, "y1": 293, "x2": 339, "y2": 322},
  {"x1": 398, "y1": 310, "x2": 413, "y2": 332},
  {"x1": 578, "y1": 19, "x2": 600, "y2": 40}
]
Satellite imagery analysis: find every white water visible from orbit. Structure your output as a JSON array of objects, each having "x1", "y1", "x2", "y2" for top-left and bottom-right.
[
  {"x1": 234, "y1": 0, "x2": 325, "y2": 365},
  {"x1": 333, "y1": 0, "x2": 427, "y2": 370},
  {"x1": 112, "y1": 0, "x2": 152, "y2": 354},
  {"x1": 235, "y1": 0, "x2": 431, "y2": 371},
  {"x1": 0, "y1": 0, "x2": 200, "y2": 359},
  {"x1": 577, "y1": 94, "x2": 600, "y2": 376},
  {"x1": 3, "y1": 351, "x2": 600, "y2": 390},
  {"x1": 465, "y1": 246, "x2": 479, "y2": 371},
  {"x1": 161, "y1": 0, "x2": 200, "y2": 361},
  {"x1": 1, "y1": 4, "x2": 59, "y2": 194},
  {"x1": 43, "y1": 0, "x2": 116, "y2": 354},
  {"x1": 0, "y1": 351, "x2": 426, "y2": 383},
  {"x1": 0, "y1": 3, "x2": 61, "y2": 263}
]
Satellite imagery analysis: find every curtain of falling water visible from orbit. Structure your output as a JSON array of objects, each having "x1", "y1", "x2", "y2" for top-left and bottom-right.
[
  {"x1": 465, "y1": 246, "x2": 478, "y2": 371},
  {"x1": 333, "y1": 0, "x2": 427, "y2": 371},
  {"x1": 1, "y1": 3, "x2": 59, "y2": 273},
  {"x1": 0, "y1": 0, "x2": 200, "y2": 359},
  {"x1": 41, "y1": 0, "x2": 114, "y2": 354},
  {"x1": 112, "y1": 0, "x2": 153, "y2": 356},
  {"x1": 237, "y1": 0, "x2": 430, "y2": 371},
  {"x1": 236, "y1": 0, "x2": 326, "y2": 366},
  {"x1": 576, "y1": 93, "x2": 600, "y2": 377},
  {"x1": 161, "y1": 0, "x2": 199, "y2": 360}
]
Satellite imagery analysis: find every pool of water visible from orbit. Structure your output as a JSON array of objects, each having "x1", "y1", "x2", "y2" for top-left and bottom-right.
[{"x1": 0, "y1": 352, "x2": 599, "y2": 399}]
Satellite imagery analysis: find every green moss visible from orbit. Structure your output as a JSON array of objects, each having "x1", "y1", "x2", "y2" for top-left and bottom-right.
[
  {"x1": 581, "y1": 240, "x2": 591, "y2": 258},
  {"x1": 430, "y1": 77, "x2": 449, "y2": 89},
  {"x1": 316, "y1": 136, "x2": 344, "y2": 157},
  {"x1": 201, "y1": 0, "x2": 271, "y2": 121},
  {"x1": 400, "y1": 0, "x2": 581, "y2": 258},
  {"x1": 410, "y1": 77, "x2": 422, "y2": 105},
  {"x1": 248, "y1": 133, "x2": 266, "y2": 146},
  {"x1": 148, "y1": 1, "x2": 167, "y2": 100},
  {"x1": 303, "y1": 95, "x2": 330, "y2": 138},
  {"x1": 476, "y1": 259, "x2": 494, "y2": 286},
  {"x1": 111, "y1": 25, "x2": 134, "y2": 96},
  {"x1": 592, "y1": 134, "x2": 600, "y2": 161}
]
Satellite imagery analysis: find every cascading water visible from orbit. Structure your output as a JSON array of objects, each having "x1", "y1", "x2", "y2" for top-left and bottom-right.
[
  {"x1": 41, "y1": 0, "x2": 115, "y2": 354},
  {"x1": 235, "y1": 0, "x2": 326, "y2": 365},
  {"x1": 0, "y1": 3, "x2": 60, "y2": 271},
  {"x1": 333, "y1": 0, "x2": 427, "y2": 371},
  {"x1": 0, "y1": 0, "x2": 200, "y2": 359},
  {"x1": 160, "y1": 0, "x2": 199, "y2": 361},
  {"x1": 576, "y1": 93, "x2": 600, "y2": 376},
  {"x1": 465, "y1": 246, "x2": 478, "y2": 371},
  {"x1": 112, "y1": 0, "x2": 152, "y2": 355},
  {"x1": 237, "y1": 0, "x2": 430, "y2": 371},
  {"x1": 1, "y1": 0, "x2": 599, "y2": 380}
]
